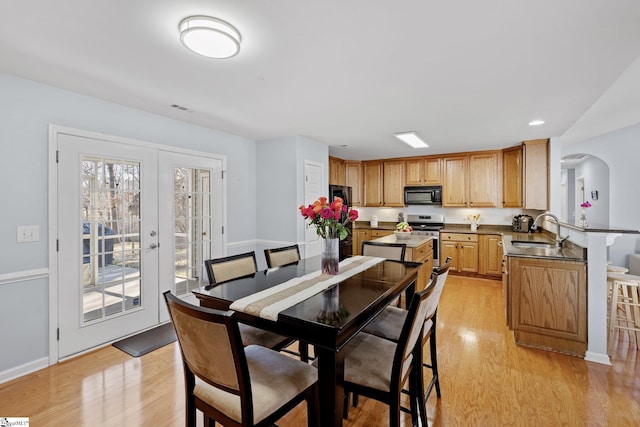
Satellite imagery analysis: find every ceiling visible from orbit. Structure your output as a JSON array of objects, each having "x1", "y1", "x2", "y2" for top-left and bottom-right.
[{"x1": 2, "y1": 1, "x2": 640, "y2": 160}]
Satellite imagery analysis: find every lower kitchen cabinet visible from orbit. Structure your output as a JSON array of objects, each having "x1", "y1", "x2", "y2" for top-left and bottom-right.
[
  {"x1": 352, "y1": 229, "x2": 371, "y2": 255},
  {"x1": 405, "y1": 239, "x2": 434, "y2": 291},
  {"x1": 440, "y1": 232, "x2": 478, "y2": 273},
  {"x1": 507, "y1": 256, "x2": 587, "y2": 356},
  {"x1": 479, "y1": 234, "x2": 503, "y2": 277}
]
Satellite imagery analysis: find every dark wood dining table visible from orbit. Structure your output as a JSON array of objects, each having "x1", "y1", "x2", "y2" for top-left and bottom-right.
[{"x1": 192, "y1": 255, "x2": 421, "y2": 427}]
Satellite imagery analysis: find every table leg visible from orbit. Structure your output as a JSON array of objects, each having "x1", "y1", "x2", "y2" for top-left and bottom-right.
[{"x1": 315, "y1": 347, "x2": 345, "y2": 427}]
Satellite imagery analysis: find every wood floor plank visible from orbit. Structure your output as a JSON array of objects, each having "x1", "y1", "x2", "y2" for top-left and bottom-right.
[{"x1": 1, "y1": 275, "x2": 639, "y2": 426}]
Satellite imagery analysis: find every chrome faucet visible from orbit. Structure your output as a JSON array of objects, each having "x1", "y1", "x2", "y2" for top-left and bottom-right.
[{"x1": 531, "y1": 213, "x2": 568, "y2": 248}]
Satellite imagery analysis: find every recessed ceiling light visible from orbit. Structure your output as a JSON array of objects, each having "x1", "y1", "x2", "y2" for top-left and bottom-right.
[
  {"x1": 179, "y1": 16, "x2": 241, "y2": 59},
  {"x1": 393, "y1": 131, "x2": 428, "y2": 148},
  {"x1": 528, "y1": 120, "x2": 545, "y2": 126}
]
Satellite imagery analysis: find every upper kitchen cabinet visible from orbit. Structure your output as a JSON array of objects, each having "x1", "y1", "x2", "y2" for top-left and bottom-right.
[
  {"x1": 345, "y1": 161, "x2": 363, "y2": 206},
  {"x1": 468, "y1": 151, "x2": 500, "y2": 207},
  {"x1": 405, "y1": 156, "x2": 442, "y2": 186},
  {"x1": 442, "y1": 155, "x2": 468, "y2": 207},
  {"x1": 502, "y1": 145, "x2": 523, "y2": 207},
  {"x1": 523, "y1": 139, "x2": 548, "y2": 210},
  {"x1": 443, "y1": 151, "x2": 500, "y2": 208},
  {"x1": 501, "y1": 139, "x2": 549, "y2": 209},
  {"x1": 329, "y1": 156, "x2": 345, "y2": 185},
  {"x1": 363, "y1": 160, "x2": 405, "y2": 207}
]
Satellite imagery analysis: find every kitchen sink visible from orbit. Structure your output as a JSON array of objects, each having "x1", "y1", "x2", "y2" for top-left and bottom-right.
[{"x1": 511, "y1": 240, "x2": 556, "y2": 249}]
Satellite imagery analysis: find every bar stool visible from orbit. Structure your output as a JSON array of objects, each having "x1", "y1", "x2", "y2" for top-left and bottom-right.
[{"x1": 607, "y1": 273, "x2": 640, "y2": 355}]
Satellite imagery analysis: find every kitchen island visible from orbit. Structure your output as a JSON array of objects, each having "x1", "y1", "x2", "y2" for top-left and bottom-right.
[{"x1": 369, "y1": 233, "x2": 434, "y2": 291}]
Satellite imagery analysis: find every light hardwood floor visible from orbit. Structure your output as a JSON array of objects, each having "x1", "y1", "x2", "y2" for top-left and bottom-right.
[{"x1": 2, "y1": 276, "x2": 639, "y2": 426}]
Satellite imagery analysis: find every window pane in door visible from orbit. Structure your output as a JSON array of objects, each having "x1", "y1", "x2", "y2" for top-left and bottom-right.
[
  {"x1": 81, "y1": 156, "x2": 143, "y2": 323},
  {"x1": 173, "y1": 167, "x2": 212, "y2": 296}
]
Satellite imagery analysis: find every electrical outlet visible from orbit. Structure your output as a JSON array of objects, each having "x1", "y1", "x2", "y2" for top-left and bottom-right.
[{"x1": 17, "y1": 225, "x2": 39, "y2": 243}]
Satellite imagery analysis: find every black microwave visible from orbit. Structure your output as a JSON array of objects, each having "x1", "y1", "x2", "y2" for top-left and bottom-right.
[{"x1": 404, "y1": 186, "x2": 442, "y2": 205}]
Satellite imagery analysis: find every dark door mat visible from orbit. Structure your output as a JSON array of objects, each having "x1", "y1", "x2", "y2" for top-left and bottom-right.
[{"x1": 112, "y1": 323, "x2": 176, "y2": 357}]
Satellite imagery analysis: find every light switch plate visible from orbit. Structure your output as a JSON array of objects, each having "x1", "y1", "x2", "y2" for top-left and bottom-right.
[{"x1": 17, "y1": 225, "x2": 39, "y2": 243}]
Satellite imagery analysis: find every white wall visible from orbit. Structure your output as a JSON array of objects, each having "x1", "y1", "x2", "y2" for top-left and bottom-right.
[
  {"x1": 560, "y1": 123, "x2": 640, "y2": 266},
  {"x1": 0, "y1": 73, "x2": 259, "y2": 376}
]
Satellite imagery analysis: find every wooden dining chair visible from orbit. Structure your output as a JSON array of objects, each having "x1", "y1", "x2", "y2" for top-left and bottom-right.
[
  {"x1": 328, "y1": 282, "x2": 436, "y2": 427},
  {"x1": 163, "y1": 291, "x2": 319, "y2": 427},
  {"x1": 361, "y1": 257, "x2": 451, "y2": 427},
  {"x1": 362, "y1": 241, "x2": 407, "y2": 307},
  {"x1": 264, "y1": 244, "x2": 301, "y2": 268},
  {"x1": 204, "y1": 251, "x2": 294, "y2": 352}
]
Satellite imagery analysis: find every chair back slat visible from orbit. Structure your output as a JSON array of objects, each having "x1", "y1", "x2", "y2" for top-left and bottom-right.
[
  {"x1": 361, "y1": 241, "x2": 406, "y2": 261},
  {"x1": 265, "y1": 244, "x2": 300, "y2": 268},
  {"x1": 205, "y1": 251, "x2": 258, "y2": 285}
]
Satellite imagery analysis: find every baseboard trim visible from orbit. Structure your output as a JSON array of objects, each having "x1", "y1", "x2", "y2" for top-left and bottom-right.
[
  {"x1": 584, "y1": 351, "x2": 612, "y2": 366},
  {"x1": 0, "y1": 356, "x2": 49, "y2": 384}
]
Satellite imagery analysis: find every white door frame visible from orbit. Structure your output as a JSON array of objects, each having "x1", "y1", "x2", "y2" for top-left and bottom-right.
[{"x1": 48, "y1": 125, "x2": 227, "y2": 364}]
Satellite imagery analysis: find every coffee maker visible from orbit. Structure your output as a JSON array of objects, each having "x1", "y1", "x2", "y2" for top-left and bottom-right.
[{"x1": 512, "y1": 214, "x2": 534, "y2": 232}]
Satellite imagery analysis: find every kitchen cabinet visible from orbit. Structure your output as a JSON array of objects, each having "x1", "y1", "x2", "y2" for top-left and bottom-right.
[
  {"x1": 502, "y1": 145, "x2": 523, "y2": 207},
  {"x1": 329, "y1": 156, "x2": 345, "y2": 185},
  {"x1": 468, "y1": 151, "x2": 499, "y2": 207},
  {"x1": 440, "y1": 232, "x2": 478, "y2": 273},
  {"x1": 371, "y1": 229, "x2": 393, "y2": 238},
  {"x1": 405, "y1": 156, "x2": 442, "y2": 186},
  {"x1": 363, "y1": 160, "x2": 405, "y2": 207},
  {"x1": 345, "y1": 161, "x2": 363, "y2": 206},
  {"x1": 507, "y1": 256, "x2": 586, "y2": 356},
  {"x1": 405, "y1": 238, "x2": 434, "y2": 291},
  {"x1": 442, "y1": 152, "x2": 499, "y2": 208},
  {"x1": 352, "y1": 229, "x2": 371, "y2": 255},
  {"x1": 501, "y1": 139, "x2": 548, "y2": 209},
  {"x1": 523, "y1": 139, "x2": 548, "y2": 210},
  {"x1": 442, "y1": 155, "x2": 468, "y2": 207},
  {"x1": 479, "y1": 234, "x2": 502, "y2": 277}
]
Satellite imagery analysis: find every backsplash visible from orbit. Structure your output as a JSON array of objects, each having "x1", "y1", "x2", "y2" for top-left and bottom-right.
[{"x1": 354, "y1": 206, "x2": 544, "y2": 226}]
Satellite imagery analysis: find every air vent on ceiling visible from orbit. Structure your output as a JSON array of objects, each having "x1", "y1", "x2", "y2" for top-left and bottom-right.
[
  {"x1": 170, "y1": 104, "x2": 190, "y2": 111},
  {"x1": 562, "y1": 153, "x2": 588, "y2": 161}
]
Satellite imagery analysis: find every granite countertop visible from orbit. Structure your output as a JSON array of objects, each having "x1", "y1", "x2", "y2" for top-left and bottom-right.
[
  {"x1": 369, "y1": 233, "x2": 434, "y2": 248},
  {"x1": 502, "y1": 233, "x2": 586, "y2": 262}
]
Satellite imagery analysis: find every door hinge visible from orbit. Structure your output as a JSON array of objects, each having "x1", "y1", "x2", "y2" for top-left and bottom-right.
[
  {"x1": 56, "y1": 239, "x2": 59, "y2": 252},
  {"x1": 57, "y1": 328, "x2": 60, "y2": 341},
  {"x1": 222, "y1": 171, "x2": 226, "y2": 179},
  {"x1": 222, "y1": 226, "x2": 224, "y2": 234},
  {"x1": 56, "y1": 150, "x2": 59, "y2": 163}
]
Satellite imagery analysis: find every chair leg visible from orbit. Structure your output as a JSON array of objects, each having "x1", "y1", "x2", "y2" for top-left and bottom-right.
[
  {"x1": 343, "y1": 391, "x2": 351, "y2": 419},
  {"x1": 299, "y1": 342, "x2": 309, "y2": 362},
  {"x1": 430, "y1": 328, "x2": 441, "y2": 398}
]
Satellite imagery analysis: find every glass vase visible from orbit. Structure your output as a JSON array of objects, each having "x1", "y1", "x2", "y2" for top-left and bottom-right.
[
  {"x1": 321, "y1": 237, "x2": 340, "y2": 275},
  {"x1": 580, "y1": 208, "x2": 588, "y2": 227}
]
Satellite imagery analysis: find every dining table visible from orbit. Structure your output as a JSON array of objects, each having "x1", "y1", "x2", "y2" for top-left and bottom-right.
[{"x1": 192, "y1": 255, "x2": 422, "y2": 427}]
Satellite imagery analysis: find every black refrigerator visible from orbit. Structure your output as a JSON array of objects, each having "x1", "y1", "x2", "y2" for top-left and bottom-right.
[{"x1": 328, "y1": 185, "x2": 353, "y2": 260}]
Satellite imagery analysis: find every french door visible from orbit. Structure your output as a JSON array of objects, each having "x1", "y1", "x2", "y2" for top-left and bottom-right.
[{"x1": 56, "y1": 131, "x2": 222, "y2": 359}]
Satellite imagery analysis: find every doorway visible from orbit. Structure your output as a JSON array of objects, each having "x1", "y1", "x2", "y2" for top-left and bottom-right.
[{"x1": 52, "y1": 128, "x2": 223, "y2": 360}]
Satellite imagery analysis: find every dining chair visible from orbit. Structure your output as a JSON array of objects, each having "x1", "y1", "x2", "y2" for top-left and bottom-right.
[
  {"x1": 264, "y1": 244, "x2": 301, "y2": 268},
  {"x1": 326, "y1": 282, "x2": 436, "y2": 427},
  {"x1": 362, "y1": 241, "x2": 407, "y2": 307},
  {"x1": 361, "y1": 257, "x2": 451, "y2": 427},
  {"x1": 204, "y1": 251, "x2": 294, "y2": 352},
  {"x1": 163, "y1": 291, "x2": 319, "y2": 427}
]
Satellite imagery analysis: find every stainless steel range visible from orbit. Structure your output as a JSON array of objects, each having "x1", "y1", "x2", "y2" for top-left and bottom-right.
[{"x1": 407, "y1": 214, "x2": 444, "y2": 267}]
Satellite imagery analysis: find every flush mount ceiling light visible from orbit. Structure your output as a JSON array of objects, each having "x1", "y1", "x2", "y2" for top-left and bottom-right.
[
  {"x1": 394, "y1": 131, "x2": 429, "y2": 148},
  {"x1": 179, "y1": 16, "x2": 241, "y2": 59},
  {"x1": 528, "y1": 119, "x2": 545, "y2": 126}
]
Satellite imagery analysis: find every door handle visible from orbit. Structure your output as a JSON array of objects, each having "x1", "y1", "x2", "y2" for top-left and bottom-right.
[{"x1": 149, "y1": 243, "x2": 159, "y2": 249}]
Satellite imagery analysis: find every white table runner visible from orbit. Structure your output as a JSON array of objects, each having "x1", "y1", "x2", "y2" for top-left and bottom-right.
[{"x1": 230, "y1": 256, "x2": 385, "y2": 321}]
